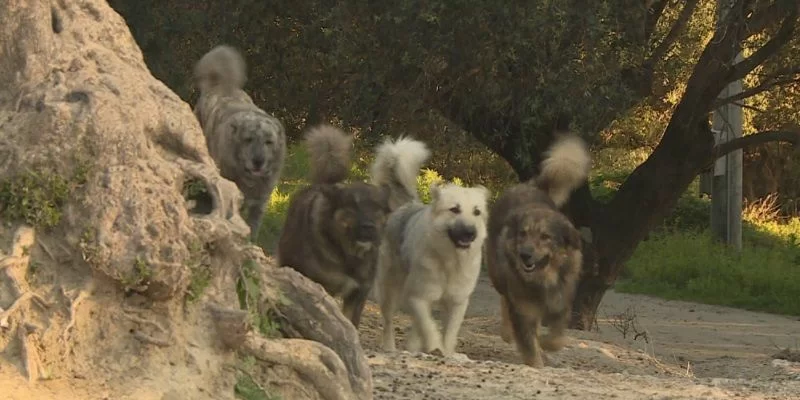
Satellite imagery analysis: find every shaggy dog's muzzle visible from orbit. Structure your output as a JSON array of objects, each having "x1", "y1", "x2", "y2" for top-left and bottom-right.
[
  {"x1": 518, "y1": 245, "x2": 550, "y2": 271},
  {"x1": 245, "y1": 155, "x2": 268, "y2": 176},
  {"x1": 447, "y1": 220, "x2": 478, "y2": 249}
]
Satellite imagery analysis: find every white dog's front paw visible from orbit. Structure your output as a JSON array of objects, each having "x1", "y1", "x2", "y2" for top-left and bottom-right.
[
  {"x1": 381, "y1": 340, "x2": 397, "y2": 353},
  {"x1": 449, "y1": 352, "x2": 471, "y2": 362},
  {"x1": 406, "y1": 338, "x2": 421, "y2": 353}
]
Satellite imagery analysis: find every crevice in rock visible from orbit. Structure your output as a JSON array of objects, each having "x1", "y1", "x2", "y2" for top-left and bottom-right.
[{"x1": 182, "y1": 176, "x2": 213, "y2": 216}]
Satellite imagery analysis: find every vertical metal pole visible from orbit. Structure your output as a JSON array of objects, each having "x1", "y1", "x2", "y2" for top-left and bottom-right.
[{"x1": 710, "y1": 0, "x2": 743, "y2": 251}]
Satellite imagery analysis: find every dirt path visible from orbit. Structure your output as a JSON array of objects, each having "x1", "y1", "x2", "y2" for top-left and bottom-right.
[{"x1": 359, "y1": 273, "x2": 800, "y2": 399}]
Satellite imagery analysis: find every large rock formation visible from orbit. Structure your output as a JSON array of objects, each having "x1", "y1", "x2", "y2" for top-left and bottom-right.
[{"x1": 0, "y1": 1, "x2": 371, "y2": 399}]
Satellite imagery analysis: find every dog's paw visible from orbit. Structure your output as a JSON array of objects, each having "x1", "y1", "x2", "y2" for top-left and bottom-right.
[
  {"x1": 381, "y1": 342, "x2": 397, "y2": 353},
  {"x1": 539, "y1": 334, "x2": 569, "y2": 352},
  {"x1": 500, "y1": 327, "x2": 513, "y2": 343},
  {"x1": 449, "y1": 352, "x2": 471, "y2": 362},
  {"x1": 522, "y1": 354, "x2": 545, "y2": 368}
]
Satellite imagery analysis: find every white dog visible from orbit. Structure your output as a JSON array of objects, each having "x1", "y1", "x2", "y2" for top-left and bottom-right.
[{"x1": 375, "y1": 182, "x2": 490, "y2": 356}]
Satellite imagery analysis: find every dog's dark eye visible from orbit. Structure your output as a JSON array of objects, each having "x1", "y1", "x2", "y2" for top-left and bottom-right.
[
  {"x1": 265, "y1": 140, "x2": 273, "y2": 146},
  {"x1": 473, "y1": 208, "x2": 481, "y2": 216},
  {"x1": 540, "y1": 233, "x2": 552, "y2": 241},
  {"x1": 244, "y1": 137, "x2": 254, "y2": 144},
  {"x1": 449, "y1": 206, "x2": 461, "y2": 214}
]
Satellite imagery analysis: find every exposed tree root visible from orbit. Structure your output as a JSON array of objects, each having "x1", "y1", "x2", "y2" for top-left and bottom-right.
[
  {"x1": 210, "y1": 303, "x2": 365, "y2": 400},
  {"x1": 242, "y1": 333, "x2": 355, "y2": 400},
  {"x1": 267, "y1": 267, "x2": 373, "y2": 398},
  {"x1": 0, "y1": 291, "x2": 48, "y2": 328},
  {"x1": 61, "y1": 290, "x2": 88, "y2": 344},
  {"x1": 132, "y1": 330, "x2": 172, "y2": 347},
  {"x1": 18, "y1": 323, "x2": 45, "y2": 382},
  {"x1": 0, "y1": 225, "x2": 48, "y2": 382},
  {"x1": 122, "y1": 308, "x2": 173, "y2": 348}
]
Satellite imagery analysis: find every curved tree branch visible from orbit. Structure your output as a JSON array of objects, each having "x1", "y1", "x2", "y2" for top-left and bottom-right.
[
  {"x1": 711, "y1": 68, "x2": 800, "y2": 108},
  {"x1": 711, "y1": 130, "x2": 800, "y2": 160},
  {"x1": 644, "y1": 0, "x2": 669, "y2": 42},
  {"x1": 743, "y1": 0, "x2": 799, "y2": 39},
  {"x1": 645, "y1": 0, "x2": 700, "y2": 67},
  {"x1": 726, "y1": 13, "x2": 798, "y2": 84}
]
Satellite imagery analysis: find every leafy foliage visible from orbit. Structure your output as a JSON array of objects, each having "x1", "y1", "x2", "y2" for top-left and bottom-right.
[{"x1": 0, "y1": 165, "x2": 89, "y2": 230}]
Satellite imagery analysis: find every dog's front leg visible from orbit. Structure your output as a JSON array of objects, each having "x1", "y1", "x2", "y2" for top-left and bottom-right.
[
  {"x1": 243, "y1": 196, "x2": 267, "y2": 241},
  {"x1": 407, "y1": 297, "x2": 443, "y2": 354},
  {"x1": 405, "y1": 322, "x2": 421, "y2": 352},
  {"x1": 342, "y1": 285, "x2": 370, "y2": 329},
  {"x1": 441, "y1": 299, "x2": 469, "y2": 356},
  {"x1": 540, "y1": 312, "x2": 570, "y2": 352},
  {"x1": 500, "y1": 296, "x2": 514, "y2": 343},
  {"x1": 508, "y1": 302, "x2": 544, "y2": 368}
]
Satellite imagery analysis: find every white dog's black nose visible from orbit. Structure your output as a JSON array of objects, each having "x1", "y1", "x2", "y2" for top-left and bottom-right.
[{"x1": 448, "y1": 223, "x2": 477, "y2": 249}]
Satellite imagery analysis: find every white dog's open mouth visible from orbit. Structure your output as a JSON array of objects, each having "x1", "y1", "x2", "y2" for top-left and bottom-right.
[
  {"x1": 454, "y1": 240, "x2": 472, "y2": 249},
  {"x1": 448, "y1": 224, "x2": 478, "y2": 250}
]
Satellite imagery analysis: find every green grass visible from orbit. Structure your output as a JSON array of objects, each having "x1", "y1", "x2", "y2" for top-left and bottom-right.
[
  {"x1": 234, "y1": 356, "x2": 281, "y2": 400},
  {"x1": 593, "y1": 169, "x2": 800, "y2": 316},
  {"x1": 616, "y1": 224, "x2": 800, "y2": 315}
]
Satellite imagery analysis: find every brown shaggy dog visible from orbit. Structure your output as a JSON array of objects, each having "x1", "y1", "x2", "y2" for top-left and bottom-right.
[
  {"x1": 276, "y1": 125, "x2": 430, "y2": 327},
  {"x1": 486, "y1": 132, "x2": 591, "y2": 368}
]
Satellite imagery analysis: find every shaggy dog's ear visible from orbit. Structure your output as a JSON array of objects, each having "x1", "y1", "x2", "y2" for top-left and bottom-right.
[
  {"x1": 319, "y1": 184, "x2": 342, "y2": 205},
  {"x1": 557, "y1": 221, "x2": 583, "y2": 251},
  {"x1": 503, "y1": 212, "x2": 520, "y2": 235}
]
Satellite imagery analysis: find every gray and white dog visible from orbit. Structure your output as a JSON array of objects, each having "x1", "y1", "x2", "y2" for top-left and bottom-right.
[
  {"x1": 375, "y1": 180, "x2": 490, "y2": 356},
  {"x1": 193, "y1": 45, "x2": 287, "y2": 241}
]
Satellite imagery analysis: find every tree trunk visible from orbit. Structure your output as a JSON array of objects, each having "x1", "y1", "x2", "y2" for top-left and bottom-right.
[{"x1": 568, "y1": 119, "x2": 716, "y2": 330}]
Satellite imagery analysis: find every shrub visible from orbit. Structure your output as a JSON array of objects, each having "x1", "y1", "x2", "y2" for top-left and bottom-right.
[{"x1": 617, "y1": 230, "x2": 800, "y2": 316}]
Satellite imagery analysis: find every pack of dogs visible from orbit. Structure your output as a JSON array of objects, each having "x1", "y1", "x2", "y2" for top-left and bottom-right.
[{"x1": 192, "y1": 45, "x2": 592, "y2": 368}]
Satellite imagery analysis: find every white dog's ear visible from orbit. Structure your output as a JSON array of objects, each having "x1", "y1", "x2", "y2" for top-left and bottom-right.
[
  {"x1": 473, "y1": 184, "x2": 491, "y2": 201},
  {"x1": 429, "y1": 181, "x2": 444, "y2": 202}
]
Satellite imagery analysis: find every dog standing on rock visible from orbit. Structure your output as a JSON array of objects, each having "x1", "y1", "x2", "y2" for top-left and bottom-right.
[
  {"x1": 277, "y1": 125, "x2": 430, "y2": 328},
  {"x1": 193, "y1": 45, "x2": 287, "y2": 241},
  {"x1": 486, "y1": 131, "x2": 591, "y2": 368},
  {"x1": 376, "y1": 179, "x2": 490, "y2": 357}
]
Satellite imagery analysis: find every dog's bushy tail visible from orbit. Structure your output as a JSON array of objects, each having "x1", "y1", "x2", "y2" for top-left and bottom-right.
[
  {"x1": 194, "y1": 45, "x2": 247, "y2": 93},
  {"x1": 305, "y1": 124, "x2": 353, "y2": 185},
  {"x1": 370, "y1": 136, "x2": 431, "y2": 210},
  {"x1": 535, "y1": 132, "x2": 591, "y2": 208}
]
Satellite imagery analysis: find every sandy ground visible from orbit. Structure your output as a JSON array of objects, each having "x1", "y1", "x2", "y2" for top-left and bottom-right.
[{"x1": 358, "y1": 274, "x2": 800, "y2": 399}]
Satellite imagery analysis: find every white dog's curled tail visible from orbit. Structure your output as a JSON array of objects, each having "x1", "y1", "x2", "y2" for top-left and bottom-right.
[
  {"x1": 535, "y1": 132, "x2": 592, "y2": 208},
  {"x1": 370, "y1": 136, "x2": 431, "y2": 211},
  {"x1": 194, "y1": 45, "x2": 247, "y2": 93},
  {"x1": 305, "y1": 124, "x2": 354, "y2": 185}
]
